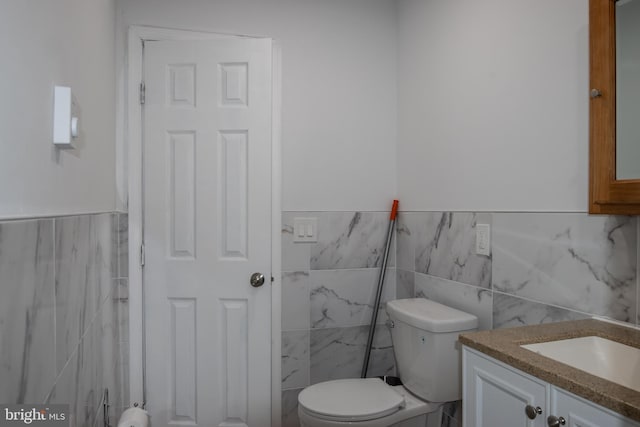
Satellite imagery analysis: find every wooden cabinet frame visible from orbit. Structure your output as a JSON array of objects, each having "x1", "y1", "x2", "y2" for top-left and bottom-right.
[{"x1": 589, "y1": 0, "x2": 640, "y2": 214}]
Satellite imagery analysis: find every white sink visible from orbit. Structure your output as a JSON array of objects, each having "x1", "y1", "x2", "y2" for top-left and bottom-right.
[{"x1": 521, "y1": 336, "x2": 640, "y2": 392}]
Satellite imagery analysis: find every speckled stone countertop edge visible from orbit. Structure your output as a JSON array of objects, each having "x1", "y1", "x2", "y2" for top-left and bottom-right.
[{"x1": 459, "y1": 319, "x2": 640, "y2": 422}]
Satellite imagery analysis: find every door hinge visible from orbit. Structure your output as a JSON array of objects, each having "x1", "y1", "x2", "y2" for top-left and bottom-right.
[
  {"x1": 140, "y1": 244, "x2": 145, "y2": 267},
  {"x1": 139, "y1": 82, "x2": 146, "y2": 105}
]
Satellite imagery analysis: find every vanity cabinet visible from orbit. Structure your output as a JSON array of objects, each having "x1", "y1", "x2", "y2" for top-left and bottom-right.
[
  {"x1": 550, "y1": 387, "x2": 639, "y2": 427},
  {"x1": 464, "y1": 348, "x2": 547, "y2": 427},
  {"x1": 463, "y1": 347, "x2": 640, "y2": 427}
]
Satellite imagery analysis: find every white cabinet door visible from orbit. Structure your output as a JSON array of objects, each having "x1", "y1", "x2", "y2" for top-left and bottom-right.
[
  {"x1": 463, "y1": 348, "x2": 548, "y2": 427},
  {"x1": 550, "y1": 387, "x2": 640, "y2": 427}
]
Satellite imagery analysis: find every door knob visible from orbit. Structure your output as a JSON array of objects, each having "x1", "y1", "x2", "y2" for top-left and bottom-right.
[
  {"x1": 525, "y1": 405, "x2": 542, "y2": 420},
  {"x1": 547, "y1": 415, "x2": 566, "y2": 426},
  {"x1": 250, "y1": 272, "x2": 265, "y2": 287}
]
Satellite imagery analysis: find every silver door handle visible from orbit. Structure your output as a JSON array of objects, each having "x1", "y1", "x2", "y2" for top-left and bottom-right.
[{"x1": 250, "y1": 273, "x2": 265, "y2": 287}]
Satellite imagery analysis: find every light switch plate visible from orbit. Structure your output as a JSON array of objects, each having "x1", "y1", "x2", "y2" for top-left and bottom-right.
[
  {"x1": 476, "y1": 223, "x2": 491, "y2": 256},
  {"x1": 293, "y1": 217, "x2": 317, "y2": 243}
]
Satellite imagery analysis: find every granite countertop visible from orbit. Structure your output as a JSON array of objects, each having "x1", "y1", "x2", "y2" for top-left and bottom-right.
[{"x1": 459, "y1": 319, "x2": 640, "y2": 421}]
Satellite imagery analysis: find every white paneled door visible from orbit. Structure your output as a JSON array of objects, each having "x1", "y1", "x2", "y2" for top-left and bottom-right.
[{"x1": 143, "y1": 38, "x2": 272, "y2": 427}]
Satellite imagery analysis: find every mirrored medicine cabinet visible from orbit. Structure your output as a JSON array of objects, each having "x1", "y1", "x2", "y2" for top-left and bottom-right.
[{"x1": 589, "y1": 0, "x2": 640, "y2": 214}]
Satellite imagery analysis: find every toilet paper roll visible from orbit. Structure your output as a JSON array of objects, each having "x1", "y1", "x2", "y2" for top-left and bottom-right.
[{"x1": 117, "y1": 407, "x2": 149, "y2": 427}]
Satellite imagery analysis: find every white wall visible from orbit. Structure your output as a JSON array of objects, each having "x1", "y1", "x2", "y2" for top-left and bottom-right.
[
  {"x1": 0, "y1": 0, "x2": 116, "y2": 218},
  {"x1": 396, "y1": 0, "x2": 589, "y2": 212},
  {"x1": 115, "y1": 0, "x2": 398, "y2": 212}
]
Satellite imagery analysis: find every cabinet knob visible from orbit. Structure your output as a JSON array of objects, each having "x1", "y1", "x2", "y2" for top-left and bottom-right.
[
  {"x1": 547, "y1": 415, "x2": 566, "y2": 426},
  {"x1": 525, "y1": 405, "x2": 542, "y2": 419}
]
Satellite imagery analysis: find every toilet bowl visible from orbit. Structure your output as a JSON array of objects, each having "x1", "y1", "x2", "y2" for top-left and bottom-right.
[
  {"x1": 298, "y1": 298, "x2": 478, "y2": 427},
  {"x1": 297, "y1": 378, "x2": 442, "y2": 427}
]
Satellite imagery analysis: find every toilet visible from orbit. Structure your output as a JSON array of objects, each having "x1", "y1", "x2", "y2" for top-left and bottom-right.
[{"x1": 297, "y1": 298, "x2": 478, "y2": 427}]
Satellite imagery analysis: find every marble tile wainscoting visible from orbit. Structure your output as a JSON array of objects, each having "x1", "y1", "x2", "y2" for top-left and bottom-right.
[
  {"x1": 397, "y1": 211, "x2": 638, "y2": 427},
  {"x1": 281, "y1": 211, "x2": 400, "y2": 427},
  {"x1": 281, "y1": 210, "x2": 638, "y2": 427},
  {"x1": 0, "y1": 213, "x2": 129, "y2": 427}
]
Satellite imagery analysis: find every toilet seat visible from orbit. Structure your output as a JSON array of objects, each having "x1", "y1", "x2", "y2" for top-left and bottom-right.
[{"x1": 298, "y1": 378, "x2": 405, "y2": 422}]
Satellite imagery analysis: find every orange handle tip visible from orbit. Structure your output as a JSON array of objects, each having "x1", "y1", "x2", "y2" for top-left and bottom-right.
[{"x1": 390, "y1": 200, "x2": 399, "y2": 220}]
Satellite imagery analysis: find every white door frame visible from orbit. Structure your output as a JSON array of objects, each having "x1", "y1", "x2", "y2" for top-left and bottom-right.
[{"x1": 125, "y1": 25, "x2": 282, "y2": 425}]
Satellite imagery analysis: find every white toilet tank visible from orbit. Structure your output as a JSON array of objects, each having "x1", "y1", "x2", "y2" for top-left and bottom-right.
[{"x1": 386, "y1": 298, "x2": 478, "y2": 403}]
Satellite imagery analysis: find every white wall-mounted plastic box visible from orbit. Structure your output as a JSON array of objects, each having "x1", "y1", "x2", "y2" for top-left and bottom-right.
[{"x1": 53, "y1": 85, "x2": 76, "y2": 147}]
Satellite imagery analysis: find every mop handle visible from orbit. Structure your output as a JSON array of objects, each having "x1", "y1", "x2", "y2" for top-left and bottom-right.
[
  {"x1": 361, "y1": 199, "x2": 399, "y2": 378},
  {"x1": 390, "y1": 199, "x2": 399, "y2": 220}
]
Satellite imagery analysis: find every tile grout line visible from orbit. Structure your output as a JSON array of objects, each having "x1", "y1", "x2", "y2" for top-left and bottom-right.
[{"x1": 46, "y1": 218, "x2": 58, "y2": 404}]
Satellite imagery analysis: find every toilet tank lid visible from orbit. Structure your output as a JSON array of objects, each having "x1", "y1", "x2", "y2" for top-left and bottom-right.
[{"x1": 386, "y1": 298, "x2": 478, "y2": 333}]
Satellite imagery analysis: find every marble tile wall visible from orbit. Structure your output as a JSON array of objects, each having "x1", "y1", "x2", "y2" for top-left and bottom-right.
[
  {"x1": 398, "y1": 211, "x2": 638, "y2": 427},
  {"x1": 398, "y1": 211, "x2": 638, "y2": 330},
  {"x1": 282, "y1": 210, "x2": 638, "y2": 427},
  {"x1": 281, "y1": 211, "x2": 398, "y2": 427},
  {"x1": 0, "y1": 213, "x2": 129, "y2": 427}
]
